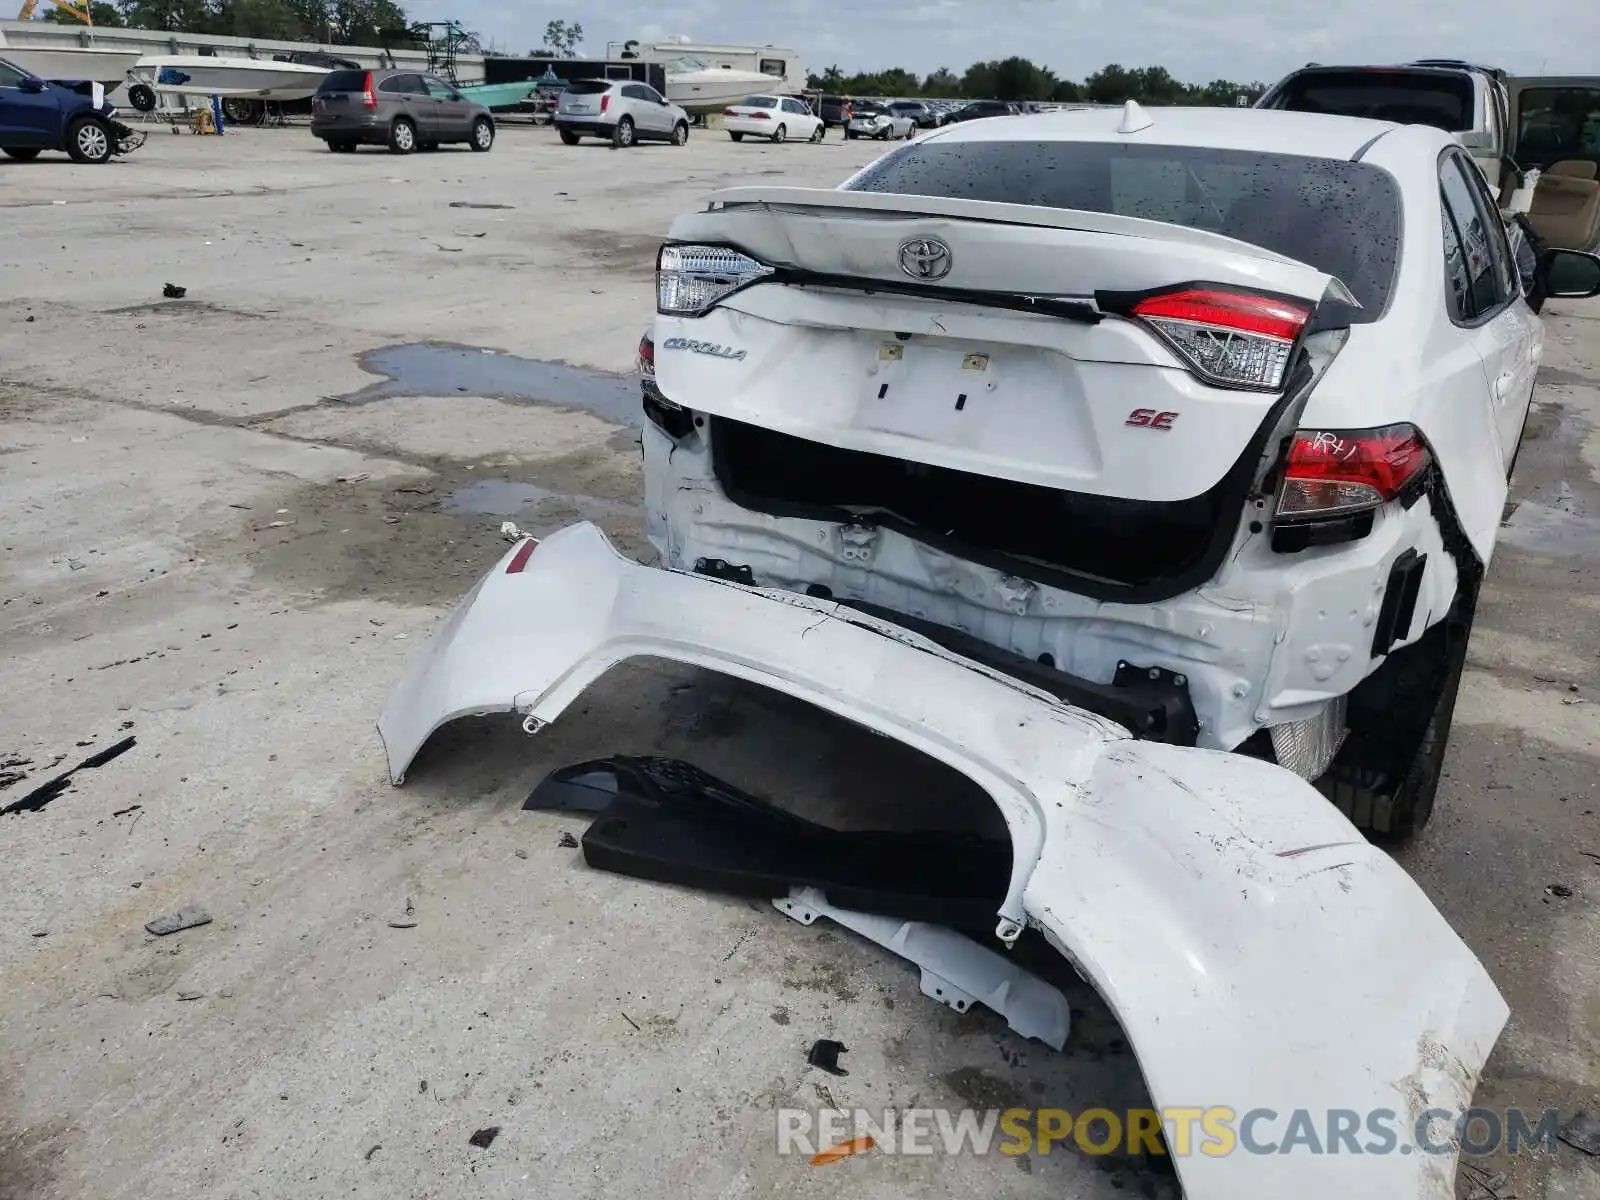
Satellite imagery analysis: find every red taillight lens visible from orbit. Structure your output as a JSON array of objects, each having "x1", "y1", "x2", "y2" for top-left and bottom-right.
[
  {"x1": 361, "y1": 71, "x2": 376, "y2": 108},
  {"x1": 1276, "y1": 425, "x2": 1432, "y2": 520},
  {"x1": 599, "y1": 93, "x2": 610, "y2": 114},
  {"x1": 505, "y1": 538, "x2": 540, "y2": 574},
  {"x1": 1132, "y1": 287, "x2": 1311, "y2": 390},
  {"x1": 748, "y1": 111, "x2": 769, "y2": 120},
  {"x1": 723, "y1": 108, "x2": 739, "y2": 117},
  {"x1": 637, "y1": 333, "x2": 655, "y2": 379}
]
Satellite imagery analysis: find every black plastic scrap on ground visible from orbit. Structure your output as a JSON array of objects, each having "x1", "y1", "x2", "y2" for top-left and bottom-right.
[
  {"x1": 524, "y1": 756, "x2": 1011, "y2": 930},
  {"x1": 1, "y1": 736, "x2": 136, "y2": 816}
]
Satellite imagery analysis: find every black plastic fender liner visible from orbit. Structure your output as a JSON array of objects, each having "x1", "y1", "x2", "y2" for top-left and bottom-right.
[{"x1": 527, "y1": 757, "x2": 1011, "y2": 929}]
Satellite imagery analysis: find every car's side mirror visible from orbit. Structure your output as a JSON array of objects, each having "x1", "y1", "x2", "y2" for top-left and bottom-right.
[
  {"x1": 1538, "y1": 248, "x2": 1600, "y2": 299},
  {"x1": 18, "y1": 77, "x2": 45, "y2": 93}
]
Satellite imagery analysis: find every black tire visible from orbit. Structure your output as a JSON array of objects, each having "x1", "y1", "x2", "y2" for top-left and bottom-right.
[
  {"x1": 387, "y1": 117, "x2": 417, "y2": 154},
  {"x1": 809, "y1": 123, "x2": 824, "y2": 143},
  {"x1": 876, "y1": 126, "x2": 889, "y2": 140},
  {"x1": 1315, "y1": 591, "x2": 1477, "y2": 841},
  {"x1": 729, "y1": 131, "x2": 744, "y2": 142},
  {"x1": 65, "y1": 116, "x2": 113, "y2": 164},
  {"x1": 222, "y1": 97, "x2": 261, "y2": 125},
  {"x1": 2, "y1": 147, "x2": 42, "y2": 161},
  {"x1": 127, "y1": 82, "x2": 157, "y2": 112},
  {"x1": 671, "y1": 121, "x2": 689, "y2": 146},
  {"x1": 844, "y1": 130, "x2": 856, "y2": 140},
  {"x1": 772, "y1": 123, "x2": 786, "y2": 144},
  {"x1": 470, "y1": 116, "x2": 494, "y2": 152},
  {"x1": 612, "y1": 116, "x2": 635, "y2": 148},
  {"x1": 559, "y1": 129, "x2": 580, "y2": 146}
]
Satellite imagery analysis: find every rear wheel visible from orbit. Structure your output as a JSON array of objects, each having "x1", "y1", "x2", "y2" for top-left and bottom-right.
[
  {"x1": 612, "y1": 116, "x2": 635, "y2": 148},
  {"x1": 559, "y1": 129, "x2": 580, "y2": 145},
  {"x1": 729, "y1": 131, "x2": 744, "y2": 142},
  {"x1": 672, "y1": 121, "x2": 689, "y2": 146},
  {"x1": 388, "y1": 117, "x2": 417, "y2": 154},
  {"x1": 471, "y1": 116, "x2": 494, "y2": 152},
  {"x1": 772, "y1": 123, "x2": 786, "y2": 144},
  {"x1": 1314, "y1": 584, "x2": 1478, "y2": 841},
  {"x1": 65, "y1": 117, "x2": 112, "y2": 164},
  {"x1": 2, "y1": 147, "x2": 42, "y2": 161}
]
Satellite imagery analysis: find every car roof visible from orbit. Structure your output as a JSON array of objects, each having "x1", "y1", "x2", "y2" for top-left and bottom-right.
[{"x1": 923, "y1": 105, "x2": 1425, "y2": 159}]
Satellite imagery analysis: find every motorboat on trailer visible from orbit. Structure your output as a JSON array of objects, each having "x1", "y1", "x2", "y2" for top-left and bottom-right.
[{"x1": 127, "y1": 54, "x2": 330, "y2": 102}]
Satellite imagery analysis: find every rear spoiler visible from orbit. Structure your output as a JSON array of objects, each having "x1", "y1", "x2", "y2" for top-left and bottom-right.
[{"x1": 700, "y1": 185, "x2": 1315, "y2": 269}]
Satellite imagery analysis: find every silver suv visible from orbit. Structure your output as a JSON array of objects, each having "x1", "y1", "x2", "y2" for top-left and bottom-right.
[{"x1": 555, "y1": 79, "x2": 690, "y2": 148}]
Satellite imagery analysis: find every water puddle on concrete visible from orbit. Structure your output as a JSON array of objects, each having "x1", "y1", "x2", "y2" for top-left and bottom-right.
[
  {"x1": 1500, "y1": 482, "x2": 1600, "y2": 557},
  {"x1": 444, "y1": 478, "x2": 633, "y2": 524},
  {"x1": 351, "y1": 343, "x2": 640, "y2": 426}
]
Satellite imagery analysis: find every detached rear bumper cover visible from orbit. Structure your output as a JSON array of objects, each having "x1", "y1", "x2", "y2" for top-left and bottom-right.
[{"x1": 379, "y1": 522, "x2": 1506, "y2": 1200}]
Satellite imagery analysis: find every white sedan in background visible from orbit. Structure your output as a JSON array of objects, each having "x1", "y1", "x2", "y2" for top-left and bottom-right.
[{"x1": 722, "y1": 95, "x2": 823, "y2": 144}]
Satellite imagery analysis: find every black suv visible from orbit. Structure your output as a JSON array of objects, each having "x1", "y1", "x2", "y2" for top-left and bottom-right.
[{"x1": 818, "y1": 95, "x2": 852, "y2": 129}]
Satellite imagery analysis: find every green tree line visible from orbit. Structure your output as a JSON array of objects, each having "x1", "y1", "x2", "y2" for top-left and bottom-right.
[
  {"x1": 40, "y1": 0, "x2": 412, "y2": 46},
  {"x1": 810, "y1": 58, "x2": 1269, "y2": 105}
]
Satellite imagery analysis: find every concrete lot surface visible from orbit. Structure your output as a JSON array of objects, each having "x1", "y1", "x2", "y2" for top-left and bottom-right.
[{"x1": 1, "y1": 124, "x2": 1598, "y2": 1200}]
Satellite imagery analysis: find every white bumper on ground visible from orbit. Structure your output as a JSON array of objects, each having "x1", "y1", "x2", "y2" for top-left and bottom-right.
[{"x1": 379, "y1": 522, "x2": 1506, "y2": 1200}]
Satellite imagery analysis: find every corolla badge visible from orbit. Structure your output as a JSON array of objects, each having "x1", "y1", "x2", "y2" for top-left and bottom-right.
[
  {"x1": 661, "y1": 337, "x2": 747, "y2": 362},
  {"x1": 898, "y1": 237, "x2": 953, "y2": 281}
]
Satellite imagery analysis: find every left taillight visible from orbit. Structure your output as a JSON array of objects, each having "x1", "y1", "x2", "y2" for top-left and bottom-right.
[
  {"x1": 657, "y1": 244, "x2": 775, "y2": 316},
  {"x1": 505, "y1": 538, "x2": 540, "y2": 574},
  {"x1": 1275, "y1": 424, "x2": 1432, "y2": 522},
  {"x1": 637, "y1": 331, "x2": 656, "y2": 379},
  {"x1": 361, "y1": 71, "x2": 376, "y2": 108},
  {"x1": 1131, "y1": 287, "x2": 1311, "y2": 391}
]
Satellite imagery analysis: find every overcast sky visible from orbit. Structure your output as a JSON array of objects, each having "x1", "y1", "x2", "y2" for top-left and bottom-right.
[{"x1": 464, "y1": 0, "x2": 1600, "y2": 84}]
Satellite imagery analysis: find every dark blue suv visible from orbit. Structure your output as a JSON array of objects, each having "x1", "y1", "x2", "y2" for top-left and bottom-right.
[{"x1": 0, "y1": 54, "x2": 143, "y2": 164}]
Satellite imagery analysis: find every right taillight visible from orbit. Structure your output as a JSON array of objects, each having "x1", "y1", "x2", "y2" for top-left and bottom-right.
[
  {"x1": 1275, "y1": 424, "x2": 1432, "y2": 521},
  {"x1": 361, "y1": 72, "x2": 376, "y2": 108},
  {"x1": 1132, "y1": 287, "x2": 1310, "y2": 391}
]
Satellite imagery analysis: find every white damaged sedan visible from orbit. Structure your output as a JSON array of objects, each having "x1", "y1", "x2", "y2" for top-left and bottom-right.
[{"x1": 380, "y1": 103, "x2": 1600, "y2": 1200}]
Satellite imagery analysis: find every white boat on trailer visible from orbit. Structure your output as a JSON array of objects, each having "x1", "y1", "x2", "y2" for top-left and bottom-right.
[
  {"x1": 129, "y1": 54, "x2": 330, "y2": 102},
  {"x1": 0, "y1": 28, "x2": 141, "y2": 89}
]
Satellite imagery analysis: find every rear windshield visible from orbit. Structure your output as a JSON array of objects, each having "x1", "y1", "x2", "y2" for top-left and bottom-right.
[
  {"x1": 1264, "y1": 69, "x2": 1475, "y2": 132},
  {"x1": 739, "y1": 96, "x2": 777, "y2": 108},
  {"x1": 318, "y1": 70, "x2": 368, "y2": 93},
  {"x1": 565, "y1": 79, "x2": 611, "y2": 95},
  {"x1": 844, "y1": 140, "x2": 1403, "y2": 315}
]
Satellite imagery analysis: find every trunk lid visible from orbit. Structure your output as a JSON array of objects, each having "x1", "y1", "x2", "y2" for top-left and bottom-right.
[{"x1": 656, "y1": 186, "x2": 1334, "y2": 503}]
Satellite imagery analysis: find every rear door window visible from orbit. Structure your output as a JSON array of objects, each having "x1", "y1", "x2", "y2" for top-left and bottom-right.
[
  {"x1": 1263, "y1": 69, "x2": 1475, "y2": 132},
  {"x1": 1439, "y1": 153, "x2": 1505, "y2": 317},
  {"x1": 378, "y1": 74, "x2": 422, "y2": 95},
  {"x1": 846, "y1": 140, "x2": 1404, "y2": 317},
  {"x1": 423, "y1": 75, "x2": 459, "y2": 99}
]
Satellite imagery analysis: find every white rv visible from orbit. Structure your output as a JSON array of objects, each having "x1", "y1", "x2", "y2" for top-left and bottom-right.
[{"x1": 607, "y1": 40, "x2": 806, "y2": 114}]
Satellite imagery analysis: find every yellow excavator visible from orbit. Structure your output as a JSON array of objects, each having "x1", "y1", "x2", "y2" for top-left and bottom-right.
[{"x1": 15, "y1": 0, "x2": 94, "y2": 23}]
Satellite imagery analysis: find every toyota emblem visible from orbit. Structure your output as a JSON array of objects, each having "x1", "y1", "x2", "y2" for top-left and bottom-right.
[{"x1": 898, "y1": 237, "x2": 953, "y2": 281}]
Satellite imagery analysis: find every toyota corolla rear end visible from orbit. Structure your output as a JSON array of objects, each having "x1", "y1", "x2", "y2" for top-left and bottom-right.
[{"x1": 645, "y1": 110, "x2": 1461, "y2": 774}]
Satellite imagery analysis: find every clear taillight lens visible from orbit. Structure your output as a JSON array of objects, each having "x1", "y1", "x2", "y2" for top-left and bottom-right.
[
  {"x1": 1133, "y1": 288, "x2": 1311, "y2": 391},
  {"x1": 1275, "y1": 425, "x2": 1432, "y2": 520},
  {"x1": 657, "y1": 244, "x2": 775, "y2": 316}
]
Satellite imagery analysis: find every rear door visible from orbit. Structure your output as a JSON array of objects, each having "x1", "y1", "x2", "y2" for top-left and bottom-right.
[
  {"x1": 1439, "y1": 150, "x2": 1536, "y2": 469},
  {"x1": 377, "y1": 73, "x2": 429, "y2": 133},
  {"x1": 423, "y1": 74, "x2": 471, "y2": 139}
]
